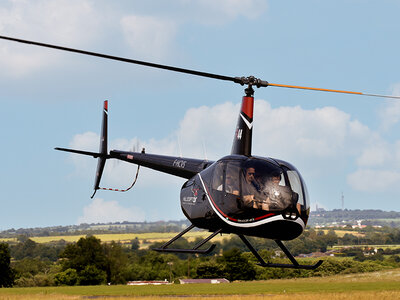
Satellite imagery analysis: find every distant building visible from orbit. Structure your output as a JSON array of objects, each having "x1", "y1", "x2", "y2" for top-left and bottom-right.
[
  {"x1": 127, "y1": 280, "x2": 170, "y2": 285},
  {"x1": 315, "y1": 204, "x2": 326, "y2": 212},
  {"x1": 179, "y1": 278, "x2": 229, "y2": 284}
]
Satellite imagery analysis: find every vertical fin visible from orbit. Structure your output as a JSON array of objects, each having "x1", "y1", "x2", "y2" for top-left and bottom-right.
[{"x1": 231, "y1": 96, "x2": 254, "y2": 156}]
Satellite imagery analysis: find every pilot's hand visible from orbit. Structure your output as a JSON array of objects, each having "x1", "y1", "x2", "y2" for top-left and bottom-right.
[
  {"x1": 243, "y1": 195, "x2": 254, "y2": 201},
  {"x1": 242, "y1": 195, "x2": 255, "y2": 208}
]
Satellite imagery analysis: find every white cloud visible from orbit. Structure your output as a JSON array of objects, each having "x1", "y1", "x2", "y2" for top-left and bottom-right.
[
  {"x1": 120, "y1": 15, "x2": 177, "y2": 60},
  {"x1": 347, "y1": 169, "x2": 400, "y2": 192},
  {"x1": 356, "y1": 143, "x2": 392, "y2": 167},
  {"x1": 65, "y1": 98, "x2": 400, "y2": 201},
  {"x1": 252, "y1": 101, "x2": 374, "y2": 165},
  {"x1": 0, "y1": 1, "x2": 268, "y2": 77},
  {"x1": 67, "y1": 99, "x2": 386, "y2": 189},
  {"x1": 0, "y1": 0, "x2": 100, "y2": 77},
  {"x1": 175, "y1": 0, "x2": 267, "y2": 25},
  {"x1": 118, "y1": 1, "x2": 267, "y2": 57},
  {"x1": 70, "y1": 131, "x2": 98, "y2": 151},
  {"x1": 379, "y1": 83, "x2": 400, "y2": 131},
  {"x1": 68, "y1": 131, "x2": 98, "y2": 177},
  {"x1": 177, "y1": 102, "x2": 238, "y2": 158},
  {"x1": 347, "y1": 139, "x2": 400, "y2": 192},
  {"x1": 67, "y1": 130, "x2": 182, "y2": 188},
  {"x1": 345, "y1": 83, "x2": 400, "y2": 192},
  {"x1": 77, "y1": 198, "x2": 145, "y2": 224}
]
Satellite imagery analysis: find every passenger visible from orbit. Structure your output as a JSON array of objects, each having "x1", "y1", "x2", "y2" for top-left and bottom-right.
[
  {"x1": 225, "y1": 175, "x2": 239, "y2": 195},
  {"x1": 262, "y1": 173, "x2": 293, "y2": 211}
]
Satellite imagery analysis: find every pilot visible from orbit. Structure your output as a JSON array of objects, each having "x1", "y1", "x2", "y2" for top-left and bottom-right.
[{"x1": 241, "y1": 166, "x2": 263, "y2": 208}]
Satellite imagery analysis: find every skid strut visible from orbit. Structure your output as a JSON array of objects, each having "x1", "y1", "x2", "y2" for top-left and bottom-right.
[
  {"x1": 153, "y1": 224, "x2": 221, "y2": 254},
  {"x1": 239, "y1": 235, "x2": 323, "y2": 269}
]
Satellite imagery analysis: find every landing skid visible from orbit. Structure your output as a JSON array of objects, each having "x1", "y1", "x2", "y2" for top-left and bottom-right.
[
  {"x1": 153, "y1": 224, "x2": 221, "y2": 254},
  {"x1": 239, "y1": 235, "x2": 323, "y2": 269},
  {"x1": 153, "y1": 225, "x2": 322, "y2": 269}
]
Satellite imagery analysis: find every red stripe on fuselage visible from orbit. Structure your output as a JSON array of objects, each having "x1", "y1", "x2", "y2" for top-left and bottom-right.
[
  {"x1": 254, "y1": 213, "x2": 275, "y2": 221},
  {"x1": 241, "y1": 96, "x2": 254, "y2": 119}
]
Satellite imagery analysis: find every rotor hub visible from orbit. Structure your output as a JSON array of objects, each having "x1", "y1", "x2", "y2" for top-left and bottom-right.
[{"x1": 234, "y1": 76, "x2": 269, "y2": 88}]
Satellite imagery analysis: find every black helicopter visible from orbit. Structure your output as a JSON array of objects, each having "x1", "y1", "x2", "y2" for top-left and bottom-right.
[{"x1": 1, "y1": 35, "x2": 399, "y2": 270}]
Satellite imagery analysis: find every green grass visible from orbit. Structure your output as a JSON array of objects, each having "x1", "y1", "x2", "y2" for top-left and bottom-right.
[{"x1": 1, "y1": 269, "x2": 400, "y2": 297}]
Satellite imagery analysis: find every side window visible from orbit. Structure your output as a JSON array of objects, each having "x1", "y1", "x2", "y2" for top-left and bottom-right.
[
  {"x1": 224, "y1": 162, "x2": 241, "y2": 194},
  {"x1": 287, "y1": 171, "x2": 304, "y2": 205},
  {"x1": 212, "y1": 161, "x2": 224, "y2": 191},
  {"x1": 211, "y1": 161, "x2": 241, "y2": 194}
]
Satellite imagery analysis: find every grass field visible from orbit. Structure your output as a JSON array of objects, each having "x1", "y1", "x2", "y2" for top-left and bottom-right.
[
  {"x1": 332, "y1": 244, "x2": 400, "y2": 250},
  {"x1": 321, "y1": 229, "x2": 365, "y2": 237},
  {"x1": 0, "y1": 231, "x2": 231, "y2": 249},
  {"x1": 1, "y1": 228, "x2": 370, "y2": 246},
  {"x1": 1, "y1": 268, "x2": 400, "y2": 300}
]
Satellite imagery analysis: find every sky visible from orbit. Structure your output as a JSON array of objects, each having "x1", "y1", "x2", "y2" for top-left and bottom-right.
[{"x1": 0, "y1": 0, "x2": 399, "y2": 230}]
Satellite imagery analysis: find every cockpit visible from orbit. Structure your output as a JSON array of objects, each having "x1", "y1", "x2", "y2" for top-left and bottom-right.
[{"x1": 208, "y1": 157, "x2": 309, "y2": 222}]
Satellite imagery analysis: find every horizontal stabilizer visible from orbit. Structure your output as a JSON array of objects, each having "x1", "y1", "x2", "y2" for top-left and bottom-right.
[{"x1": 54, "y1": 147, "x2": 108, "y2": 158}]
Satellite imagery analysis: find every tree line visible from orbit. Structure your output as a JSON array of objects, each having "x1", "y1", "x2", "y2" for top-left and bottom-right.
[
  {"x1": 1, "y1": 226, "x2": 400, "y2": 287},
  {"x1": 0, "y1": 220, "x2": 190, "y2": 238}
]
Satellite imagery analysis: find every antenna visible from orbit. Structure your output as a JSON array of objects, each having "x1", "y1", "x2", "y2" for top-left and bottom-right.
[
  {"x1": 341, "y1": 192, "x2": 344, "y2": 210},
  {"x1": 202, "y1": 138, "x2": 208, "y2": 161},
  {"x1": 177, "y1": 134, "x2": 183, "y2": 158}
]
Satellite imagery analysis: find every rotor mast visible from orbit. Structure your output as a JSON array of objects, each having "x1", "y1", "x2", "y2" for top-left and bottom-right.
[{"x1": 230, "y1": 78, "x2": 264, "y2": 157}]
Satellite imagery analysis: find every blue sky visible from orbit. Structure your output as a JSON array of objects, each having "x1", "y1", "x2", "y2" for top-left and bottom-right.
[{"x1": 0, "y1": 0, "x2": 399, "y2": 230}]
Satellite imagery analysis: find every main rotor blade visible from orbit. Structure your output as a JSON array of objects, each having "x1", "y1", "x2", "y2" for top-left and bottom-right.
[
  {"x1": 1, "y1": 35, "x2": 399, "y2": 100},
  {"x1": 268, "y1": 83, "x2": 400, "y2": 99},
  {"x1": 0, "y1": 35, "x2": 236, "y2": 83}
]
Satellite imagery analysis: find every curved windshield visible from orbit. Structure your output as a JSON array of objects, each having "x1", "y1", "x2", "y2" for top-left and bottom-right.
[{"x1": 210, "y1": 158, "x2": 305, "y2": 221}]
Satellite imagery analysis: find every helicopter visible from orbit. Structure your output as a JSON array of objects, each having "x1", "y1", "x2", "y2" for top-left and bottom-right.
[{"x1": 1, "y1": 35, "x2": 399, "y2": 270}]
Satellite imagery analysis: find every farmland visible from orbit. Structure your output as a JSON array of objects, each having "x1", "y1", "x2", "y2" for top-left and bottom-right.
[{"x1": 0, "y1": 231, "x2": 230, "y2": 249}]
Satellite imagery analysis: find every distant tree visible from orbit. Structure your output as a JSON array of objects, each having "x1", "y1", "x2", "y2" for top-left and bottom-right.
[
  {"x1": 10, "y1": 238, "x2": 62, "y2": 261},
  {"x1": 54, "y1": 268, "x2": 78, "y2": 286},
  {"x1": 14, "y1": 239, "x2": 37, "y2": 259},
  {"x1": 104, "y1": 241, "x2": 128, "y2": 284},
  {"x1": 131, "y1": 238, "x2": 140, "y2": 251},
  {"x1": 16, "y1": 235, "x2": 30, "y2": 243},
  {"x1": 78, "y1": 265, "x2": 106, "y2": 285},
  {"x1": 59, "y1": 236, "x2": 107, "y2": 285},
  {"x1": 58, "y1": 236, "x2": 132, "y2": 285},
  {"x1": 0, "y1": 243, "x2": 15, "y2": 287},
  {"x1": 221, "y1": 248, "x2": 256, "y2": 281},
  {"x1": 12, "y1": 258, "x2": 52, "y2": 278},
  {"x1": 220, "y1": 235, "x2": 249, "y2": 252},
  {"x1": 60, "y1": 236, "x2": 106, "y2": 273},
  {"x1": 195, "y1": 261, "x2": 225, "y2": 278}
]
